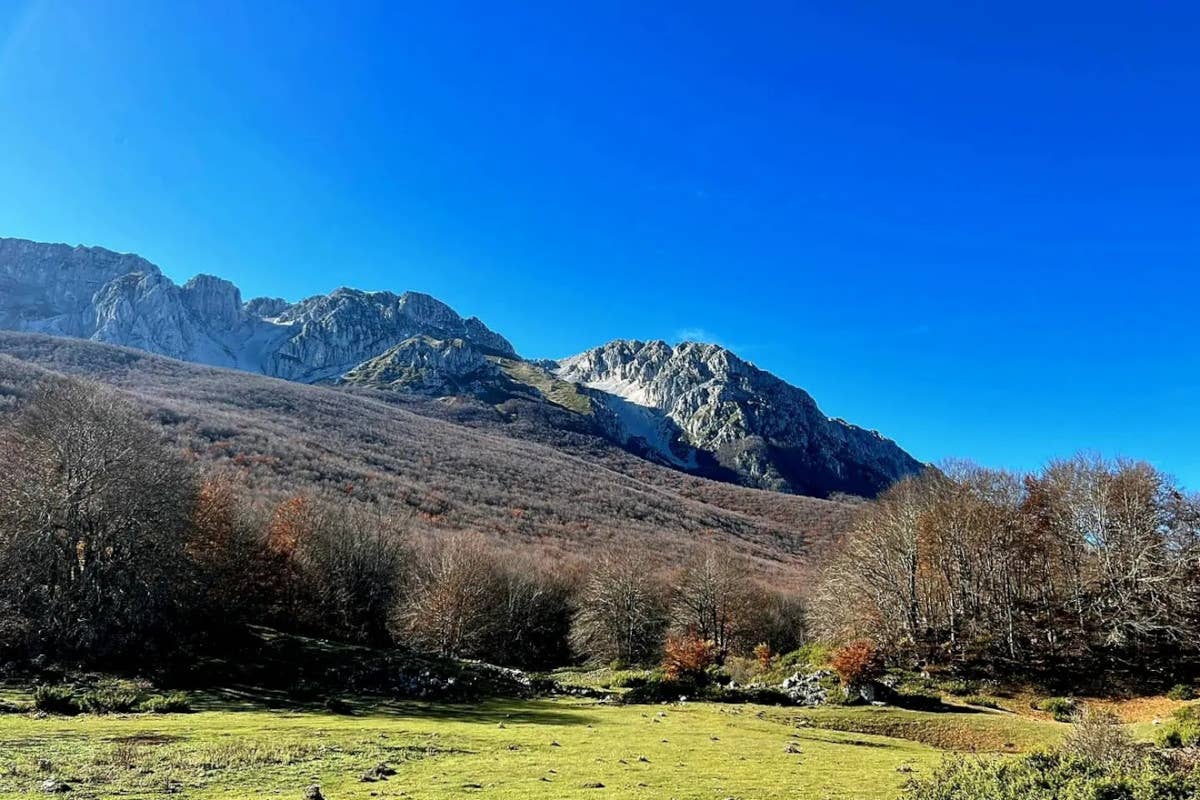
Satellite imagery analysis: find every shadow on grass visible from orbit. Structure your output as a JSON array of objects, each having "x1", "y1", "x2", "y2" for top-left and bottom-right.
[
  {"x1": 890, "y1": 694, "x2": 988, "y2": 714},
  {"x1": 194, "y1": 686, "x2": 596, "y2": 727}
]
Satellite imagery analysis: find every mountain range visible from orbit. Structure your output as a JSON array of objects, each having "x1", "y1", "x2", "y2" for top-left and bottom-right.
[{"x1": 0, "y1": 236, "x2": 923, "y2": 498}]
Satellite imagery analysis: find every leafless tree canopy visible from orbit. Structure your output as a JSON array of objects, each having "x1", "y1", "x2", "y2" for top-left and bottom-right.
[
  {"x1": 0, "y1": 379, "x2": 197, "y2": 662},
  {"x1": 570, "y1": 546, "x2": 670, "y2": 665},
  {"x1": 812, "y1": 458, "x2": 1200, "y2": 680}
]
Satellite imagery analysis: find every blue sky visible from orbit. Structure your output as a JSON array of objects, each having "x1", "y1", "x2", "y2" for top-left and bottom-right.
[{"x1": 1, "y1": 1, "x2": 1198, "y2": 486}]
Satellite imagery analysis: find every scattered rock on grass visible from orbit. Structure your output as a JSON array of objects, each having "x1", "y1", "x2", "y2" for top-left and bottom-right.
[
  {"x1": 360, "y1": 762, "x2": 396, "y2": 782},
  {"x1": 303, "y1": 785, "x2": 324, "y2": 800}
]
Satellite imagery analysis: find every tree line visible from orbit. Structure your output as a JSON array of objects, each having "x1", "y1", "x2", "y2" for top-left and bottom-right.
[
  {"x1": 811, "y1": 459, "x2": 1200, "y2": 684},
  {"x1": 0, "y1": 379, "x2": 804, "y2": 672}
]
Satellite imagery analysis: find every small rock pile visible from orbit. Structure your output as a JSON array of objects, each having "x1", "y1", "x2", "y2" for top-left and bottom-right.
[{"x1": 778, "y1": 670, "x2": 834, "y2": 706}]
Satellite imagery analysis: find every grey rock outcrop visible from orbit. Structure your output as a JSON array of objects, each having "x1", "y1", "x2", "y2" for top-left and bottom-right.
[
  {"x1": 266, "y1": 289, "x2": 514, "y2": 382},
  {"x1": 554, "y1": 339, "x2": 923, "y2": 496},
  {"x1": 778, "y1": 670, "x2": 834, "y2": 706},
  {"x1": 341, "y1": 336, "x2": 501, "y2": 395},
  {"x1": 244, "y1": 296, "x2": 292, "y2": 318},
  {"x1": 0, "y1": 238, "x2": 511, "y2": 383},
  {"x1": 0, "y1": 238, "x2": 159, "y2": 336},
  {"x1": 0, "y1": 236, "x2": 922, "y2": 499}
]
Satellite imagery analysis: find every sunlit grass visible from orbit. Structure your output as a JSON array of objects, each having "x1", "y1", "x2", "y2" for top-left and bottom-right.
[{"x1": 0, "y1": 693, "x2": 1074, "y2": 799}]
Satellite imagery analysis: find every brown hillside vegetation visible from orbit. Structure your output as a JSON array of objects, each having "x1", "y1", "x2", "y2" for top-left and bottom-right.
[{"x1": 0, "y1": 332, "x2": 849, "y2": 578}]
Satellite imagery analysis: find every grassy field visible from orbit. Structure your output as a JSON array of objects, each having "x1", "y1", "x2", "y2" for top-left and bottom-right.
[{"x1": 0, "y1": 693, "x2": 1068, "y2": 800}]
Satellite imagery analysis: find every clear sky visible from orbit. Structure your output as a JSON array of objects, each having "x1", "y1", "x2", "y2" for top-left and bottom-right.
[{"x1": 1, "y1": 0, "x2": 1198, "y2": 486}]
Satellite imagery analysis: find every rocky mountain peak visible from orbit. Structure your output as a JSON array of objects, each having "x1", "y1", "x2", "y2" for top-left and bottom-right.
[
  {"x1": 0, "y1": 236, "x2": 923, "y2": 499},
  {"x1": 244, "y1": 296, "x2": 292, "y2": 319},
  {"x1": 554, "y1": 338, "x2": 922, "y2": 497},
  {"x1": 182, "y1": 274, "x2": 243, "y2": 330},
  {"x1": 0, "y1": 238, "x2": 161, "y2": 335}
]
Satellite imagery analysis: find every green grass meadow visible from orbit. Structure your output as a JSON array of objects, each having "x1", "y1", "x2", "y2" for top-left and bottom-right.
[{"x1": 0, "y1": 693, "x2": 1066, "y2": 800}]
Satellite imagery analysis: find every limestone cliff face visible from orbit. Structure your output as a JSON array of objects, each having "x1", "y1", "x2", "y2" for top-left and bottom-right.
[
  {"x1": 266, "y1": 289, "x2": 514, "y2": 382},
  {"x1": 0, "y1": 238, "x2": 160, "y2": 336},
  {"x1": 0, "y1": 236, "x2": 923, "y2": 498},
  {"x1": 554, "y1": 339, "x2": 923, "y2": 496},
  {"x1": 0, "y1": 238, "x2": 512, "y2": 381}
]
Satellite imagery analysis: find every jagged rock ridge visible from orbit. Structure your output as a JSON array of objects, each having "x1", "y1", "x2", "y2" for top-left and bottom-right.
[
  {"x1": 0, "y1": 237, "x2": 513, "y2": 381},
  {"x1": 0, "y1": 236, "x2": 922, "y2": 497},
  {"x1": 554, "y1": 339, "x2": 923, "y2": 496}
]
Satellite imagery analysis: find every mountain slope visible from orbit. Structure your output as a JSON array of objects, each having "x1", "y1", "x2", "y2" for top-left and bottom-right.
[
  {"x1": 0, "y1": 332, "x2": 851, "y2": 578},
  {"x1": 0, "y1": 236, "x2": 922, "y2": 498},
  {"x1": 555, "y1": 340, "x2": 922, "y2": 497},
  {"x1": 0, "y1": 237, "x2": 513, "y2": 379}
]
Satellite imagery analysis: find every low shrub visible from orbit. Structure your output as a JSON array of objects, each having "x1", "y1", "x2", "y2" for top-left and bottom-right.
[
  {"x1": 943, "y1": 680, "x2": 979, "y2": 697},
  {"x1": 753, "y1": 643, "x2": 773, "y2": 670},
  {"x1": 662, "y1": 635, "x2": 716, "y2": 682},
  {"x1": 722, "y1": 656, "x2": 757, "y2": 685},
  {"x1": 902, "y1": 751, "x2": 1198, "y2": 800},
  {"x1": 1173, "y1": 706, "x2": 1200, "y2": 723},
  {"x1": 0, "y1": 699, "x2": 27, "y2": 714},
  {"x1": 622, "y1": 675, "x2": 700, "y2": 704},
  {"x1": 608, "y1": 670, "x2": 651, "y2": 689},
  {"x1": 791, "y1": 642, "x2": 833, "y2": 669},
  {"x1": 959, "y1": 695, "x2": 999, "y2": 709},
  {"x1": 33, "y1": 685, "x2": 79, "y2": 715},
  {"x1": 731, "y1": 686, "x2": 791, "y2": 705},
  {"x1": 1166, "y1": 684, "x2": 1196, "y2": 701},
  {"x1": 830, "y1": 639, "x2": 881, "y2": 687},
  {"x1": 79, "y1": 688, "x2": 140, "y2": 714},
  {"x1": 324, "y1": 696, "x2": 353, "y2": 715},
  {"x1": 1155, "y1": 706, "x2": 1200, "y2": 748},
  {"x1": 1034, "y1": 696, "x2": 1078, "y2": 722},
  {"x1": 1062, "y1": 708, "x2": 1142, "y2": 769},
  {"x1": 142, "y1": 692, "x2": 192, "y2": 714}
]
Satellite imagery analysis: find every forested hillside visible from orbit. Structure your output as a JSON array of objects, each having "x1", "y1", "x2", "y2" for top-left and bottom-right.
[{"x1": 0, "y1": 332, "x2": 849, "y2": 577}]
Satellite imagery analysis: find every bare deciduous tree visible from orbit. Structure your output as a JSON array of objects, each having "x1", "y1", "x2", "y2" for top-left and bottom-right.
[
  {"x1": 570, "y1": 545, "x2": 668, "y2": 665},
  {"x1": 0, "y1": 379, "x2": 196, "y2": 662},
  {"x1": 394, "y1": 532, "x2": 503, "y2": 657},
  {"x1": 670, "y1": 545, "x2": 756, "y2": 656},
  {"x1": 811, "y1": 455, "x2": 1200, "y2": 679}
]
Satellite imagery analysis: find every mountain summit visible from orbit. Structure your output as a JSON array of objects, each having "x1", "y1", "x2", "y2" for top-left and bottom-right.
[
  {"x1": 554, "y1": 339, "x2": 922, "y2": 497},
  {"x1": 0, "y1": 237, "x2": 922, "y2": 497}
]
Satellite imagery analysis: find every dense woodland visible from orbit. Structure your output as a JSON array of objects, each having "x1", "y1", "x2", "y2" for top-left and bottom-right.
[
  {"x1": 2, "y1": 363, "x2": 1199, "y2": 692},
  {"x1": 0, "y1": 333, "x2": 847, "y2": 578},
  {"x1": 0, "y1": 378, "x2": 806, "y2": 672},
  {"x1": 812, "y1": 459, "x2": 1200, "y2": 686}
]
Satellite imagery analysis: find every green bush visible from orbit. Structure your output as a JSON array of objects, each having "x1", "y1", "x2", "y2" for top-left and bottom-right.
[
  {"x1": 944, "y1": 680, "x2": 979, "y2": 697},
  {"x1": 622, "y1": 675, "x2": 699, "y2": 704},
  {"x1": 1034, "y1": 696, "x2": 1078, "y2": 722},
  {"x1": 960, "y1": 695, "x2": 999, "y2": 709},
  {"x1": 33, "y1": 685, "x2": 79, "y2": 715},
  {"x1": 1171, "y1": 706, "x2": 1199, "y2": 723},
  {"x1": 141, "y1": 692, "x2": 192, "y2": 714},
  {"x1": 79, "y1": 688, "x2": 140, "y2": 714},
  {"x1": 791, "y1": 642, "x2": 834, "y2": 668},
  {"x1": 1166, "y1": 684, "x2": 1196, "y2": 701},
  {"x1": 902, "y1": 752, "x2": 1198, "y2": 800},
  {"x1": 608, "y1": 670, "x2": 651, "y2": 689},
  {"x1": 1154, "y1": 706, "x2": 1200, "y2": 748}
]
